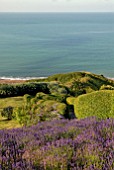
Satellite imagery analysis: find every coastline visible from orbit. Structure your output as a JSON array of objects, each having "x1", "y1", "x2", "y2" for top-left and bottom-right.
[
  {"x1": 0, "y1": 79, "x2": 26, "y2": 84},
  {"x1": 0, "y1": 76, "x2": 47, "y2": 84},
  {"x1": 0, "y1": 74, "x2": 114, "y2": 84}
]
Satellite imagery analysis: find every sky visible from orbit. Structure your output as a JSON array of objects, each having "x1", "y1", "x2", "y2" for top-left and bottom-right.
[{"x1": 0, "y1": 0, "x2": 114, "y2": 12}]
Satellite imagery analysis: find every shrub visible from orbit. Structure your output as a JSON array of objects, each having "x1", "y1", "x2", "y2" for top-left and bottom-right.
[
  {"x1": 1, "y1": 106, "x2": 14, "y2": 120},
  {"x1": 0, "y1": 82, "x2": 49, "y2": 98},
  {"x1": 100, "y1": 84, "x2": 114, "y2": 90},
  {"x1": 48, "y1": 83, "x2": 69, "y2": 95},
  {"x1": 74, "y1": 90, "x2": 114, "y2": 119},
  {"x1": 23, "y1": 94, "x2": 32, "y2": 103},
  {"x1": 15, "y1": 93, "x2": 67, "y2": 126},
  {"x1": 35, "y1": 100, "x2": 67, "y2": 121},
  {"x1": 70, "y1": 80, "x2": 86, "y2": 96},
  {"x1": 66, "y1": 97, "x2": 76, "y2": 105}
]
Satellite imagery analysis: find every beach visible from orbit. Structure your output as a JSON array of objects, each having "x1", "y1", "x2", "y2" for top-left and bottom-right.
[{"x1": 0, "y1": 79, "x2": 26, "y2": 84}]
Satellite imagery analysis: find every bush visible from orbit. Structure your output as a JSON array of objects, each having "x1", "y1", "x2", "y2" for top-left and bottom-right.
[
  {"x1": 66, "y1": 97, "x2": 76, "y2": 105},
  {"x1": 100, "y1": 84, "x2": 114, "y2": 90},
  {"x1": 35, "y1": 100, "x2": 67, "y2": 121},
  {"x1": 74, "y1": 90, "x2": 114, "y2": 119},
  {"x1": 0, "y1": 82, "x2": 49, "y2": 98},
  {"x1": 48, "y1": 83, "x2": 69, "y2": 95},
  {"x1": 15, "y1": 92, "x2": 67, "y2": 126},
  {"x1": 1, "y1": 106, "x2": 14, "y2": 120}
]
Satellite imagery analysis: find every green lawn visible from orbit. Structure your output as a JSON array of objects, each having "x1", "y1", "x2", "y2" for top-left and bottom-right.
[
  {"x1": 0, "y1": 96, "x2": 23, "y2": 129},
  {"x1": 0, "y1": 114, "x2": 21, "y2": 129},
  {"x1": 0, "y1": 96, "x2": 23, "y2": 110}
]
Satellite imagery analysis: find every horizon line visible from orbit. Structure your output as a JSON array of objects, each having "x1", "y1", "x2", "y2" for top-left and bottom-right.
[{"x1": 0, "y1": 11, "x2": 114, "y2": 13}]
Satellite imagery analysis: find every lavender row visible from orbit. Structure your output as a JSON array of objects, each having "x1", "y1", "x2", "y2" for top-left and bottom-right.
[{"x1": 0, "y1": 117, "x2": 114, "y2": 169}]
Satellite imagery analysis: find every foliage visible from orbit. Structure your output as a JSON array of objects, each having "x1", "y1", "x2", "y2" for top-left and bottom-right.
[
  {"x1": 0, "y1": 117, "x2": 114, "y2": 169},
  {"x1": 66, "y1": 97, "x2": 76, "y2": 105},
  {"x1": 0, "y1": 96, "x2": 23, "y2": 112},
  {"x1": 45, "y1": 71, "x2": 114, "y2": 87},
  {"x1": 1, "y1": 71, "x2": 114, "y2": 99},
  {"x1": 30, "y1": 71, "x2": 114, "y2": 97},
  {"x1": 46, "y1": 72, "x2": 88, "y2": 83},
  {"x1": 1, "y1": 106, "x2": 14, "y2": 120},
  {"x1": 15, "y1": 93, "x2": 67, "y2": 126},
  {"x1": 27, "y1": 71, "x2": 114, "y2": 97},
  {"x1": 0, "y1": 97, "x2": 23, "y2": 129},
  {"x1": 0, "y1": 82, "x2": 49, "y2": 98},
  {"x1": 0, "y1": 133, "x2": 31, "y2": 169},
  {"x1": 36, "y1": 92, "x2": 67, "y2": 103},
  {"x1": 100, "y1": 84, "x2": 114, "y2": 90},
  {"x1": 74, "y1": 90, "x2": 114, "y2": 119},
  {"x1": 1, "y1": 71, "x2": 114, "y2": 169},
  {"x1": 70, "y1": 80, "x2": 86, "y2": 96},
  {"x1": 48, "y1": 83, "x2": 69, "y2": 95}
]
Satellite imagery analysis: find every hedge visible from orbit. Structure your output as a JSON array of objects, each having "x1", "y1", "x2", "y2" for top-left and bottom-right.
[{"x1": 74, "y1": 90, "x2": 114, "y2": 119}]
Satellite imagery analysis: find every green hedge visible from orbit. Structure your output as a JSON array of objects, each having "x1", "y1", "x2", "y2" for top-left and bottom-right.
[
  {"x1": 66, "y1": 97, "x2": 76, "y2": 105},
  {"x1": 0, "y1": 83, "x2": 49, "y2": 98},
  {"x1": 74, "y1": 90, "x2": 114, "y2": 119},
  {"x1": 0, "y1": 82, "x2": 70, "y2": 98}
]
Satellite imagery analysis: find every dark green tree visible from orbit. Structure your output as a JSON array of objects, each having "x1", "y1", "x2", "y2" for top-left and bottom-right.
[{"x1": 1, "y1": 106, "x2": 14, "y2": 120}]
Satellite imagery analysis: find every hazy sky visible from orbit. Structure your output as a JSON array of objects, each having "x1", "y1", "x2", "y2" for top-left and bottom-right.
[{"x1": 0, "y1": 0, "x2": 114, "y2": 12}]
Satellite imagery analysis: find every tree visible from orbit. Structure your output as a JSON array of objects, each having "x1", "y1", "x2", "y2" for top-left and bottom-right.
[{"x1": 1, "y1": 106, "x2": 14, "y2": 120}]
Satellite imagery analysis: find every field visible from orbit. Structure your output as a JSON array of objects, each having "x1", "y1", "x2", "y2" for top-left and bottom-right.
[
  {"x1": 0, "y1": 72, "x2": 114, "y2": 169},
  {"x1": 0, "y1": 96, "x2": 23, "y2": 110},
  {"x1": 0, "y1": 96, "x2": 23, "y2": 129},
  {"x1": 0, "y1": 117, "x2": 114, "y2": 169},
  {"x1": 0, "y1": 115, "x2": 21, "y2": 129}
]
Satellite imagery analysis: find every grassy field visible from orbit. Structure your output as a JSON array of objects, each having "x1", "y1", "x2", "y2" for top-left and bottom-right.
[
  {"x1": 0, "y1": 96, "x2": 23, "y2": 129},
  {"x1": 0, "y1": 115, "x2": 21, "y2": 129},
  {"x1": 0, "y1": 96, "x2": 23, "y2": 110}
]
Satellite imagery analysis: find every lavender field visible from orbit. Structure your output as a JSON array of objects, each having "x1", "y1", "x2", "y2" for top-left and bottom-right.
[{"x1": 0, "y1": 117, "x2": 114, "y2": 170}]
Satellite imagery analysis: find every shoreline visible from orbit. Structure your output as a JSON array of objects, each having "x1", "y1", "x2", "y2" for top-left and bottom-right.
[
  {"x1": 0, "y1": 75, "x2": 114, "y2": 84},
  {"x1": 0, "y1": 79, "x2": 26, "y2": 84},
  {"x1": 0, "y1": 77, "x2": 47, "y2": 84}
]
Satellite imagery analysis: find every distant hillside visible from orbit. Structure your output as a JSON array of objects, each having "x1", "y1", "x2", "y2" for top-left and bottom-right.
[{"x1": 28, "y1": 71, "x2": 114, "y2": 96}]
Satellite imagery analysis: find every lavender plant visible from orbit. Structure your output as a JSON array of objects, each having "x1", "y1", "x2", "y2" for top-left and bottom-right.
[
  {"x1": 0, "y1": 117, "x2": 114, "y2": 169},
  {"x1": 0, "y1": 132, "x2": 31, "y2": 170}
]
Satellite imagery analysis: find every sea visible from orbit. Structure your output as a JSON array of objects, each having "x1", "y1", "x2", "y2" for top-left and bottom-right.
[{"x1": 0, "y1": 12, "x2": 114, "y2": 79}]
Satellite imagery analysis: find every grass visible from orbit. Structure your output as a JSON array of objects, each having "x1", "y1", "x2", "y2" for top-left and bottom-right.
[
  {"x1": 43, "y1": 71, "x2": 114, "y2": 87},
  {"x1": 0, "y1": 96, "x2": 23, "y2": 110},
  {"x1": 0, "y1": 96, "x2": 23, "y2": 129},
  {"x1": 0, "y1": 114, "x2": 21, "y2": 129}
]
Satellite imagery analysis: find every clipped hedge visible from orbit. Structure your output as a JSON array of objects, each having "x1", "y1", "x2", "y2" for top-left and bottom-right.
[
  {"x1": 74, "y1": 90, "x2": 114, "y2": 119},
  {"x1": 66, "y1": 97, "x2": 76, "y2": 105}
]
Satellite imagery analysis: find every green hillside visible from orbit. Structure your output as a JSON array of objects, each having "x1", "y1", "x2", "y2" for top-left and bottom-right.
[
  {"x1": 28, "y1": 71, "x2": 114, "y2": 96},
  {"x1": 1, "y1": 71, "x2": 114, "y2": 128}
]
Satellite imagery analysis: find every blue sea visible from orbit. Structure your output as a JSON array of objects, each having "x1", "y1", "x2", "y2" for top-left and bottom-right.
[{"x1": 0, "y1": 12, "x2": 114, "y2": 79}]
